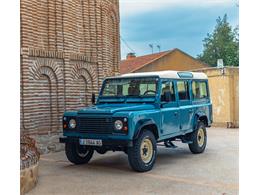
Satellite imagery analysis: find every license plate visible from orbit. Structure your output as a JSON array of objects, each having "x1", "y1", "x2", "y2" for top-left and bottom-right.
[{"x1": 79, "y1": 139, "x2": 102, "y2": 146}]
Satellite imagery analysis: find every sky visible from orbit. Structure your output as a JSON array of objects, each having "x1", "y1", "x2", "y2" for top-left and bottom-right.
[{"x1": 119, "y1": 0, "x2": 239, "y2": 60}]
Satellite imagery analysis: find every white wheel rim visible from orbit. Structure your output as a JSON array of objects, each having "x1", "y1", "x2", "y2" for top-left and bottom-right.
[
  {"x1": 140, "y1": 138, "x2": 153, "y2": 163},
  {"x1": 197, "y1": 128, "x2": 205, "y2": 147}
]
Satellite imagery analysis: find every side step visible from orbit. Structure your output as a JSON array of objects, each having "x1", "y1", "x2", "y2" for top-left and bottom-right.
[
  {"x1": 164, "y1": 140, "x2": 178, "y2": 148},
  {"x1": 157, "y1": 140, "x2": 178, "y2": 148},
  {"x1": 157, "y1": 137, "x2": 193, "y2": 148}
]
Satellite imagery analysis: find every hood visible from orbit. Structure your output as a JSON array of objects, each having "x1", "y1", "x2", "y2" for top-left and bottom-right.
[{"x1": 77, "y1": 103, "x2": 156, "y2": 115}]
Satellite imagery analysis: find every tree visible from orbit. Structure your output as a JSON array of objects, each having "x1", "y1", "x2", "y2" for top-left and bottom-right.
[{"x1": 197, "y1": 14, "x2": 239, "y2": 66}]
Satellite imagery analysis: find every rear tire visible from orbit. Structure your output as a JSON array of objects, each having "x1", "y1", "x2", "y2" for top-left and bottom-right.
[
  {"x1": 128, "y1": 130, "x2": 157, "y2": 172},
  {"x1": 188, "y1": 121, "x2": 207, "y2": 154},
  {"x1": 65, "y1": 142, "x2": 94, "y2": 164}
]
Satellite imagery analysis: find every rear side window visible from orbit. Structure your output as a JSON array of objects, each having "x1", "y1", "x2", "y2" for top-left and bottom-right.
[
  {"x1": 177, "y1": 81, "x2": 190, "y2": 100},
  {"x1": 192, "y1": 81, "x2": 208, "y2": 99},
  {"x1": 161, "y1": 81, "x2": 176, "y2": 102}
]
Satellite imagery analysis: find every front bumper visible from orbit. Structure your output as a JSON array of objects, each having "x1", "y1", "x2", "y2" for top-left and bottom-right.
[{"x1": 59, "y1": 137, "x2": 133, "y2": 147}]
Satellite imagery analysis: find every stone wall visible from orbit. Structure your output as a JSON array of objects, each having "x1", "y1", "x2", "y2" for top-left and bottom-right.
[
  {"x1": 20, "y1": 0, "x2": 120, "y2": 153},
  {"x1": 20, "y1": 135, "x2": 40, "y2": 194}
]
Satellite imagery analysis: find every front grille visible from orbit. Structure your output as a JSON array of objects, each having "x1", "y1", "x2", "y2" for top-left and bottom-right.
[{"x1": 78, "y1": 117, "x2": 113, "y2": 134}]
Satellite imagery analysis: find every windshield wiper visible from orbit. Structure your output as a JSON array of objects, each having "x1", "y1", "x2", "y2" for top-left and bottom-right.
[
  {"x1": 127, "y1": 95, "x2": 143, "y2": 98},
  {"x1": 127, "y1": 95, "x2": 156, "y2": 98}
]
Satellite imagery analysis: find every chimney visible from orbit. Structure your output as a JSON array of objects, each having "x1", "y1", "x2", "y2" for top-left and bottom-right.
[{"x1": 126, "y1": 52, "x2": 136, "y2": 59}]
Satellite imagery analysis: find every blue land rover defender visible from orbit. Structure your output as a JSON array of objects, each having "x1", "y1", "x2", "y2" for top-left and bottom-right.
[{"x1": 60, "y1": 71, "x2": 212, "y2": 172}]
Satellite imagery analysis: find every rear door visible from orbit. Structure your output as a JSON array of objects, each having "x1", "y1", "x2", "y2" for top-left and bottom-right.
[
  {"x1": 176, "y1": 80, "x2": 193, "y2": 131},
  {"x1": 160, "y1": 80, "x2": 180, "y2": 136}
]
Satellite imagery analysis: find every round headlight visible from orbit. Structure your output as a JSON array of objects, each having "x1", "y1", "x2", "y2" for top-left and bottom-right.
[
  {"x1": 114, "y1": 120, "x2": 123, "y2": 130},
  {"x1": 69, "y1": 119, "x2": 76, "y2": 129}
]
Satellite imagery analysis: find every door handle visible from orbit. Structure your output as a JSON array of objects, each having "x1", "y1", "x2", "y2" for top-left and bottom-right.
[{"x1": 174, "y1": 112, "x2": 178, "y2": 116}]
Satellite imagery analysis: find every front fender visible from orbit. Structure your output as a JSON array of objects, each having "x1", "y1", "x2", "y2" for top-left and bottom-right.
[{"x1": 133, "y1": 119, "x2": 157, "y2": 140}]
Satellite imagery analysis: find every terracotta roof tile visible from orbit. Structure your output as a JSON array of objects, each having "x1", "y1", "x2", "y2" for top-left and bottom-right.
[{"x1": 120, "y1": 50, "x2": 172, "y2": 74}]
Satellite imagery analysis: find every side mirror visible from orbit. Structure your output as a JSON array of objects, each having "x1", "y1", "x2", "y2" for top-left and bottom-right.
[
  {"x1": 164, "y1": 91, "x2": 172, "y2": 102},
  {"x1": 91, "y1": 93, "x2": 96, "y2": 105}
]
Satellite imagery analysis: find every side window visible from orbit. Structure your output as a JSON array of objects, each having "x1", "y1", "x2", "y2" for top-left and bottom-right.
[
  {"x1": 192, "y1": 81, "x2": 208, "y2": 99},
  {"x1": 177, "y1": 81, "x2": 190, "y2": 100},
  {"x1": 161, "y1": 81, "x2": 176, "y2": 102}
]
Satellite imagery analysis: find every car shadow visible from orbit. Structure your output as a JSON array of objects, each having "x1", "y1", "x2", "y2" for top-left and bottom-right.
[
  {"x1": 62, "y1": 152, "x2": 132, "y2": 174},
  {"x1": 156, "y1": 146, "x2": 193, "y2": 164},
  {"x1": 61, "y1": 145, "x2": 198, "y2": 173}
]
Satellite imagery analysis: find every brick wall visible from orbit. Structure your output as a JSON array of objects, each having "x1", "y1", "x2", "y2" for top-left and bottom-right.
[{"x1": 20, "y1": 0, "x2": 120, "y2": 151}]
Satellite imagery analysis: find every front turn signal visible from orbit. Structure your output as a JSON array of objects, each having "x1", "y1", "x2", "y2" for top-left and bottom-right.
[{"x1": 123, "y1": 126, "x2": 128, "y2": 131}]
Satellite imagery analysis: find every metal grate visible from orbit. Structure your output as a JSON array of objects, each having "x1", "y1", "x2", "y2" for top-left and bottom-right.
[{"x1": 78, "y1": 117, "x2": 113, "y2": 134}]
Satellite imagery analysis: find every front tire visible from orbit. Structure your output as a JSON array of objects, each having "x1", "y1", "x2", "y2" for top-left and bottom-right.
[
  {"x1": 65, "y1": 142, "x2": 94, "y2": 164},
  {"x1": 128, "y1": 130, "x2": 157, "y2": 172},
  {"x1": 188, "y1": 121, "x2": 207, "y2": 154}
]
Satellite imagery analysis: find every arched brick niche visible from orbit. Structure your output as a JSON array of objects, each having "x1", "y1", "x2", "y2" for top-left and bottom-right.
[
  {"x1": 23, "y1": 58, "x2": 64, "y2": 134},
  {"x1": 66, "y1": 62, "x2": 97, "y2": 110}
]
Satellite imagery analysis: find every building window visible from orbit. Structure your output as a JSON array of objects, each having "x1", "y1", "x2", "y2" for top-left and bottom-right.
[
  {"x1": 177, "y1": 81, "x2": 190, "y2": 100},
  {"x1": 192, "y1": 81, "x2": 208, "y2": 99}
]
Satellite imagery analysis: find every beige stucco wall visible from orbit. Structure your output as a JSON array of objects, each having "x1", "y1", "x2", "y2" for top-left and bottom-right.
[
  {"x1": 134, "y1": 49, "x2": 208, "y2": 72},
  {"x1": 194, "y1": 67, "x2": 239, "y2": 127}
]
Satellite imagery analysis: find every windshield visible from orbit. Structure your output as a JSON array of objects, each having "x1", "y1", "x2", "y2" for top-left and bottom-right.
[{"x1": 100, "y1": 77, "x2": 158, "y2": 97}]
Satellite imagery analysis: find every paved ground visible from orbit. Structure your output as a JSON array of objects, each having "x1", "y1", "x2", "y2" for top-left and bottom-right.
[{"x1": 28, "y1": 127, "x2": 238, "y2": 195}]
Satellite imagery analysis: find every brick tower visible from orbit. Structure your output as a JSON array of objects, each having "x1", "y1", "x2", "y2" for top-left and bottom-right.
[{"x1": 20, "y1": 0, "x2": 120, "y2": 153}]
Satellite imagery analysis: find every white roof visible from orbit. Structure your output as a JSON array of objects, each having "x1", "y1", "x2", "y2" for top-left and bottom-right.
[{"x1": 116, "y1": 70, "x2": 207, "y2": 80}]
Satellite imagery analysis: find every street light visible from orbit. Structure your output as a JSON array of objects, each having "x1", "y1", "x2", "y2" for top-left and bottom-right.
[
  {"x1": 157, "y1": 45, "x2": 161, "y2": 52},
  {"x1": 149, "y1": 44, "x2": 153, "y2": 54}
]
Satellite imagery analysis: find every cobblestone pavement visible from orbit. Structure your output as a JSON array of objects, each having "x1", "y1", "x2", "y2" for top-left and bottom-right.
[{"x1": 28, "y1": 127, "x2": 239, "y2": 195}]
